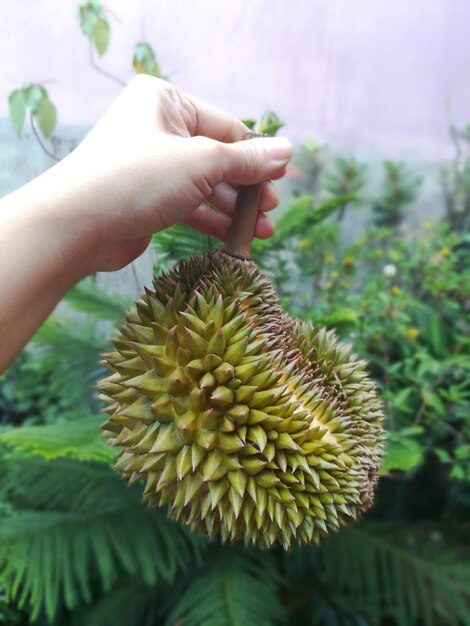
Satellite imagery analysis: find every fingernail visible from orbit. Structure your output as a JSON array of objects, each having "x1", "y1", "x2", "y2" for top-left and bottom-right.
[{"x1": 264, "y1": 137, "x2": 292, "y2": 160}]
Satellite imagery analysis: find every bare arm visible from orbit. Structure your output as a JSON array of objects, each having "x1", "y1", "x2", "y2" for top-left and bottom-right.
[{"x1": 0, "y1": 76, "x2": 292, "y2": 371}]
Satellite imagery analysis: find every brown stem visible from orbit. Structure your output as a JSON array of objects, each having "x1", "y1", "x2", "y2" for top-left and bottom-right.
[
  {"x1": 223, "y1": 183, "x2": 262, "y2": 259},
  {"x1": 89, "y1": 43, "x2": 126, "y2": 87},
  {"x1": 29, "y1": 112, "x2": 60, "y2": 162}
]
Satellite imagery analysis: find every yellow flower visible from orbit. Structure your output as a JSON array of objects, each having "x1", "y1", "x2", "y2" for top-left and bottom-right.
[
  {"x1": 330, "y1": 271, "x2": 339, "y2": 279},
  {"x1": 405, "y1": 327, "x2": 420, "y2": 341},
  {"x1": 298, "y1": 238, "x2": 310, "y2": 249},
  {"x1": 325, "y1": 253, "x2": 335, "y2": 264},
  {"x1": 391, "y1": 286, "x2": 400, "y2": 296},
  {"x1": 342, "y1": 256, "x2": 355, "y2": 269},
  {"x1": 440, "y1": 247, "x2": 451, "y2": 257}
]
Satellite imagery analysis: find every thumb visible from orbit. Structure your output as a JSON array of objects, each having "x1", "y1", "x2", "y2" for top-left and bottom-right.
[{"x1": 217, "y1": 136, "x2": 293, "y2": 185}]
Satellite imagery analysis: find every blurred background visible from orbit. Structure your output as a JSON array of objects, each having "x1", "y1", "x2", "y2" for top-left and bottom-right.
[{"x1": 1, "y1": 2, "x2": 469, "y2": 625}]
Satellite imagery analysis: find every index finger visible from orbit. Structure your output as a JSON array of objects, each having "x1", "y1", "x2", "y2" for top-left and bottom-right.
[{"x1": 187, "y1": 95, "x2": 250, "y2": 143}]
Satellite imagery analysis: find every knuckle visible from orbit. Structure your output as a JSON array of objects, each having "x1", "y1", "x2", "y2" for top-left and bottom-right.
[
  {"x1": 241, "y1": 142, "x2": 259, "y2": 181},
  {"x1": 128, "y1": 73, "x2": 168, "y2": 94}
]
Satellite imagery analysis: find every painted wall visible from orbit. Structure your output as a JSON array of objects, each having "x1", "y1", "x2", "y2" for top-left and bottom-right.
[{"x1": 1, "y1": 0, "x2": 470, "y2": 162}]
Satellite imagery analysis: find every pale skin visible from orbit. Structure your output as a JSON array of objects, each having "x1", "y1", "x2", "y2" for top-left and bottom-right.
[{"x1": 0, "y1": 76, "x2": 292, "y2": 372}]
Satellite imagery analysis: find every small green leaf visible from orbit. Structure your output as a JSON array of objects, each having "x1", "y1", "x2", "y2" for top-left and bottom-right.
[
  {"x1": 34, "y1": 97, "x2": 57, "y2": 138},
  {"x1": 321, "y1": 308, "x2": 358, "y2": 332},
  {"x1": 435, "y1": 448, "x2": 452, "y2": 463},
  {"x1": 257, "y1": 111, "x2": 285, "y2": 136},
  {"x1": 79, "y1": 4, "x2": 99, "y2": 36},
  {"x1": 25, "y1": 84, "x2": 47, "y2": 113},
  {"x1": 382, "y1": 437, "x2": 424, "y2": 472},
  {"x1": 92, "y1": 17, "x2": 110, "y2": 55},
  {"x1": 8, "y1": 89, "x2": 26, "y2": 136},
  {"x1": 422, "y1": 389, "x2": 445, "y2": 416},
  {"x1": 242, "y1": 118, "x2": 256, "y2": 130},
  {"x1": 455, "y1": 444, "x2": 470, "y2": 461},
  {"x1": 133, "y1": 42, "x2": 162, "y2": 77},
  {"x1": 450, "y1": 465, "x2": 465, "y2": 480},
  {"x1": 399, "y1": 426, "x2": 424, "y2": 437}
]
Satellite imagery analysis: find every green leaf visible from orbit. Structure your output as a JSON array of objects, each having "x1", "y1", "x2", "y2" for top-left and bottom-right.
[
  {"x1": 0, "y1": 456, "x2": 200, "y2": 622},
  {"x1": 451, "y1": 465, "x2": 465, "y2": 480},
  {"x1": 257, "y1": 111, "x2": 285, "y2": 137},
  {"x1": 164, "y1": 548, "x2": 284, "y2": 626},
  {"x1": 24, "y1": 83, "x2": 46, "y2": 112},
  {"x1": 133, "y1": 42, "x2": 162, "y2": 77},
  {"x1": 422, "y1": 389, "x2": 445, "y2": 416},
  {"x1": 0, "y1": 504, "x2": 197, "y2": 621},
  {"x1": 274, "y1": 194, "x2": 354, "y2": 242},
  {"x1": 65, "y1": 278, "x2": 132, "y2": 322},
  {"x1": 320, "y1": 308, "x2": 358, "y2": 332},
  {"x1": 0, "y1": 416, "x2": 113, "y2": 464},
  {"x1": 241, "y1": 118, "x2": 256, "y2": 130},
  {"x1": 92, "y1": 17, "x2": 110, "y2": 55},
  {"x1": 382, "y1": 436, "x2": 424, "y2": 472},
  {"x1": 34, "y1": 96, "x2": 57, "y2": 138},
  {"x1": 435, "y1": 448, "x2": 452, "y2": 463},
  {"x1": 8, "y1": 90, "x2": 26, "y2": 136},
  {"x1": 286, "y1": 523, "x2": 470, "y2": 626},
  {"x1": 79, "y1": 5, "x2": 99, "y2": 36},
  {"x1": 399, "y1": 426, "x2": 424, "y2": 437}
]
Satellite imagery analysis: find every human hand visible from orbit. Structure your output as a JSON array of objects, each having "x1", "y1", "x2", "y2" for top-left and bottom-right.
[
  {"x1": 0, "y1": 76, "x2": 292, "y2": 370},
  {"x1": 53, "y1": 75, "x2": 292, "y2": 273}
]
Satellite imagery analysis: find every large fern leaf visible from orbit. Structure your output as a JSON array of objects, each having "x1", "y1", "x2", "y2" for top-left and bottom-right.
[
  {"x1": 0, "y1": 416, "x2": 113, "y2": 464},
  {"x1": 164, "y1": 547, "x2": 285, "y2": 626},
  {"x1": 152, "y1": 223, "x2": 221, "y2": 268},
  {"x1": 68, "y1": 578, "x2": 159, "y2": 626},
  {"x1": 64, "y1": 278, "x2": 132, "y2": 322},
  {"x1": 26, "y1": 316, "x2": 105, "y2": 408},
  {"x1": 0, "y1": 455, "x2": 201, "y2": 621},
  {"x1": 284, "y1": 523, "x2": 470, "y2": 626}
]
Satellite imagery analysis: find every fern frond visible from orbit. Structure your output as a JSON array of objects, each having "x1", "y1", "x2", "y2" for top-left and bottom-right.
[
  {"x1": 0, "y1": 503, "x2": 198, "y2": 622},
  {"x1": 285, "y1": 523, "x2": 470, "y2": 626},
  {"x1": 252, "y1": 194, "x2": 353, "y2": 261},
  {"x1": 0, "y1": 452, "x2": 202, "y2": 620},
  {"x1": 152, "y1": 224, "x2": 221, "y2": 268},
  {"x1": 68, "y1": 578, "x2": 158, "y2": 626},
  {"x1": 164, "y1": 546, "x2": 285, "y2": 626},
  {"x1": 0, "y1": 416, "x2": 112, "y2": 464},
  {"x1": 64, "y1": 278, "x2": 132, "y2": 322},
  {"x1": 0, "y1": 455, "x2": 131, "y2": 514},
  {"x1": 26, "y1": 316, "x2": 105, "y2": 407}
]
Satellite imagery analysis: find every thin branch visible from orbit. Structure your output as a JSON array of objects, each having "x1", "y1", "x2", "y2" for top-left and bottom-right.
[
  {"x1": 29, "y1": 112, "x2": 60, "y2": 162},
  {"x1": 101, "y1": 3, "x2": 122, "y2": 23},
  {"x1": 89, "y1": 43, "x2": 126, "y2": 87},
  {"x1": 130, "y1": 262, "x2": 141, "y2": 294}
]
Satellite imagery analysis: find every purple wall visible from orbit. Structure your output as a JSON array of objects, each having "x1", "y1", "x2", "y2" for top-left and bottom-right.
[{"x1": 2, "y1": 0, "x2": 470, "y2": 160}]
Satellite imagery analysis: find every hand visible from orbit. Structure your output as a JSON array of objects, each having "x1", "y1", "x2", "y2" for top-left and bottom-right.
[
  {"x1": 0, "y1": 76, "x2": 292, "y2": 370},
  {"x1": 56, "y1": 75, "x2": 293, "y2": 273}
]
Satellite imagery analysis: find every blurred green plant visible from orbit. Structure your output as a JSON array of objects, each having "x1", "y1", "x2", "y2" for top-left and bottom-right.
[
  {"x1": 372, "y1": 161, "x2": 422, "y2": 227},
  {"x1": 133, "y1": 42, "x2": 164, "y2": 78},
  {"x1": 8, "y1": 83, "x2": 57, "y2": 139},
  {"x1": 77, "y1": 0, "x2": 110, "y2": 56}
]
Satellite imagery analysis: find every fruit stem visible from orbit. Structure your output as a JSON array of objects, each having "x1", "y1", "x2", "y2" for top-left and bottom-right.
[{"x1": 224, "y1": 183, "x2": 263, "y2": 259}]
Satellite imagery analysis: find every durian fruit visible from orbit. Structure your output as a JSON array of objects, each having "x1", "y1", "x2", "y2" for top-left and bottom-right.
[{"x1": 99, "y1": 181, "x2": 384, "y2": 549}]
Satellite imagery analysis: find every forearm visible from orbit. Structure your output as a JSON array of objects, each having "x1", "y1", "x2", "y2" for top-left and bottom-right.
[{"x1": 0, "y1": 161, "x2": 93, "y2": 371}]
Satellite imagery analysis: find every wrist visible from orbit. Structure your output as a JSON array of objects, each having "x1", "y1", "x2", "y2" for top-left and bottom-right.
[{"x1": 14, "y1": 156, "x2": 102, "y2": 283}]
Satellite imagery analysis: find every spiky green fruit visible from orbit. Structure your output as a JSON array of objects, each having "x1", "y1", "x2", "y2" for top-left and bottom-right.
[{"x1": 99, "y1": 250, "x2": 384, "y2": 548}]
